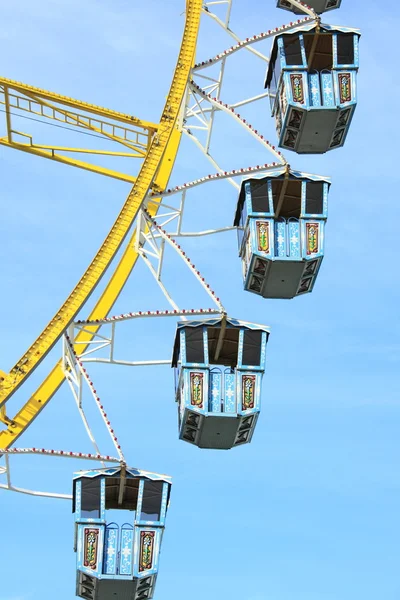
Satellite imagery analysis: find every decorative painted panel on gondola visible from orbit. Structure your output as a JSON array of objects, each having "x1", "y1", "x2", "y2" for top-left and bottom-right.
[
  {"x1": 234, "y1": 168, "x2": 330, "y2": 299},
  {"x1": 265, "y1": 23, "x2": 360, "y2": 153},
  {"x1": 172, "y1": 316, "x2": 269, "y2": 449},
  {"x1": 84, "y1": 529, "x2": 100, "y2": 569},
  {"x1": 73, "y1": 467, "x2": 171, "y2": 600},
  {"x1": 277, "y1": 0, "x2": 342, "y2": 14}
]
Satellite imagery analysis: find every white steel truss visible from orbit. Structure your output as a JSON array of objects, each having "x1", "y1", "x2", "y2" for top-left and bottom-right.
[
  {"x1": 1, "y1": 0, "x2": 321, "y2": 503},
  {"x1": 66, "y1": 308, "x2": 223, "y2": 368},
  {"x1": 63, "y1": 333, "x2": 126, "y2": 463},
  {"x1": 0, "y1": 448, "x2": 120, "y2": 500},
  {"x1": 131, "y1": 3, "x2": 318, "y2": 316},
  {"x1": 135, "y1": 208, "x2": 226, "y2": 313},
  {"x1": 58, "y1": 309, "x2": 224, "y2": 457},
  {"x1": 55, "y1": 0, "x2": 318, "y2": 496}
]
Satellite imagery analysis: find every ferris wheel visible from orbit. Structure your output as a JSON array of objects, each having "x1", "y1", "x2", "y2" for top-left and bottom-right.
[{"x1": 0, "y1": 1, "x2": 360, "y2": 598}]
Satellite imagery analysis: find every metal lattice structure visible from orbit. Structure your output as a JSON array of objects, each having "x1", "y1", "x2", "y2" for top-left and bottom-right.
[{"x1": 0, "y1": 0, "x2": 334, "y2": 492}]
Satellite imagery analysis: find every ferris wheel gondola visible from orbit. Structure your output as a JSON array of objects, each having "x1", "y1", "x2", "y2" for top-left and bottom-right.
[
  {"x1": 173, "y1": 316, "x2": 270, "y2": 449},
  {"x1": 234, "y1": 168, "x2": 330, "y2": 298},
  {"x1": 277, "y1": 0, "x2": 342, "y2": 14},
  {"x1": 74, "y1": 466, "x2": 171, "y2": 600},
  {"x1": 265, "y1": 23, "x2": 360, "y2": 153}
]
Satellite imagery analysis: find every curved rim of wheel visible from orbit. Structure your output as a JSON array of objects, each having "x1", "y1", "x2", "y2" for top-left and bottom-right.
[{"x1": 0, "y1": 0, "x2": 204, "y2": 449}]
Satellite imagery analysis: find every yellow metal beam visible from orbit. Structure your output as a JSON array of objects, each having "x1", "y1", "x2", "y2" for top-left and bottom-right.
[
  {"x1": 3, "y1": 87, "x2": 12, "y2": 143},
  {"x1": 0, "y1": 87, "x2": 149, "y2": 151},
  {"x1": 0, "y1": 0, "x2": 203, "y2": 446},
  {"x1": 7, "y1": 87, "x2": 149, "y2": 155},
  {"x1": 19, "y1": 145, "x2": 144, "y2": 158},
  {"x1": 0, "y1": 83, "x2": 151, "y2": 180},
  {"x1": 0, "y1": 77, "x2": 158, "y2": 132},
  {"x1": 0, "y1": 137, "x2": 138, "y2": 183}
]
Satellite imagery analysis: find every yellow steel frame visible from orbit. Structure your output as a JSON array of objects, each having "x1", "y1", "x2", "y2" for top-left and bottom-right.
[
  {"x1": 0, "y1": 77, "x2": 158, "y2": 183},
  {"x1": 0, "y1": 0, "x2": 203, "y2": 446}
]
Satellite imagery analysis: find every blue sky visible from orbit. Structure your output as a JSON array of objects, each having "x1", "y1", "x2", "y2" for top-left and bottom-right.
[{"x1": 1, "y1": 1, "x2": 400, "y2": 599}]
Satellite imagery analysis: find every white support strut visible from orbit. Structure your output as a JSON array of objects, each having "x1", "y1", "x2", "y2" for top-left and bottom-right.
[
  {"x1": 143, "y1": 210, "x2": 226, "y2": 313},
  {"x1": 65, "y1": 335, "x2": 126, "y2": 464},
  {"x1": 0, "y1": 448, "x2": 121, "y2": 499},
  {"x1": 0, "y1": 0, "x2": 323, "y2": 507},
  {"x1": 193, "y1": 16, "x2": 316, "y2": 72}
]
